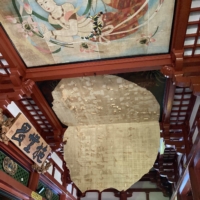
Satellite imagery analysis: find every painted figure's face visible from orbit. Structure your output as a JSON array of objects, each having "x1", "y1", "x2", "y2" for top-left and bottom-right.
[{"x1": 37, "y1": 0, "x2": 56, "y2": 12}]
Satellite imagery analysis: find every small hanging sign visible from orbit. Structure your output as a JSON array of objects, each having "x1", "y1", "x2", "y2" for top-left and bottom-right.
[
  {"x1": 31, "y1": 191, "x2": 43, "y2": 200},
  {"x1": 6, "y1": 113, "x2": 51, "y2": 167}
]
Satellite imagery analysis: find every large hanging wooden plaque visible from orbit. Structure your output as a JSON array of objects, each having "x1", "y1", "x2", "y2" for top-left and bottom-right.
[
  {"x1": 6, "y1": 113, "x2": 51, "y2": 167},
  {"x1": 52, "y1": 75, "x2": 160, "y2": 192}
]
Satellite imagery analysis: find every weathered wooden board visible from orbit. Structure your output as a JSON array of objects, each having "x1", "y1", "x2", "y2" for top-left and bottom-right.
[{"x1": 6, "y1": 113, "x2": 51, "y2": 167}]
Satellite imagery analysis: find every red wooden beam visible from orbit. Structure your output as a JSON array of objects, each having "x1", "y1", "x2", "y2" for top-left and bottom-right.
[
  {"x1": 171, "y1": 122, "x2": 200, "y2": 200},
  {"x1": 162, "y1": 79, "x2": 175, "y2": 123},
  {"x1": 49, "y1": 157, "x2": 63, "y2": 174},
  {"x1": 0, "y1": 142, "x2": 33, "y2": 171},
  {"x1": 0, "y1": 83, "x2": 13, "y2": 90},
  {"x1": 189, "y1": 167, "x2": 200, "y2": 200},
  {"x1": 30, "y1": 82, "x2": 64, "y2": 137},
  {"x1": 83, "y1": 188, "x2": 161, "y2": 194},
  {"x1": 25, "y1": 54, "x2": 172, "y2": 81},
  {"x1": 28, "y1": 171, "x2": 40, "y2": 191},
  {"x1": 81, "y1": 188, "x2": 162, "y2": 200},
  {"x1": 0, "y1": 26, "x2": 26, "y2": 75},
  {"x1": 183, "y1": 124, "x2": 192, "y2": 156},
  {"x1": 40, "y1": 173, "x2": 76, "y2": 200},
  {"x1": 146, "y1": 192, "x2": 150, "y2": 200},
  {"x1": 179, "y1": 173, "x2": 191, "y2": 197},
  {"x1": 14, "y1": 100, "x2": 44, "y2": 135},
  {"x1": 171, "y1": 0, "x2": 192, "y2": 50},
  {"x1": 183, "y1": 57, "x2": 200, "y2": 68},
  {"x1": 0, "y1": 171, "x2": 45, "y2": 200},
  {"x1": 183, "y1": 66, "x2": 200, "y2": 76}
]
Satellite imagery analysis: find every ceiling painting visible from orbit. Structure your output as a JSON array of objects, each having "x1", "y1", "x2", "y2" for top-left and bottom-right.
[{"x1": 0, "y1": 0, "x2": 175, "y2": 67}]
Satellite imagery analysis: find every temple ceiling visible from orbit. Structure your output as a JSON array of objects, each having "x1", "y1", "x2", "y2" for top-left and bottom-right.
[{"x1": 0, "y1": 0, "x2": 175, "y2": 68}]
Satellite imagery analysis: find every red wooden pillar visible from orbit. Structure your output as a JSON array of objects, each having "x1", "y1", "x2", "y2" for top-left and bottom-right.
[
  {"x1": 28, "y1": 171, "x2": 40, "y2": 191},
  {"x1": 62, "y1": 161, "x2": 67, "y2": 189},
  {"x1": 71, "y1": 184, "x2": 74, "y2": 196},
  {"x1": 0, "y1": 97, "x2": 11, "y2": 111},
  {"x1": 181, "y1": 195, "x2": 193, "y2": 200},
  {"x1": 182, "y1": 124, "x2": 191, "y2": 156},
  {"x1": 60, "y1": 193, "x2": 66, "y2": 200},
  {"x1": 177, "y1": 192, "x2": 182, "y2": 200},
  {"x1": 98, "y1": 192, "x2": 101, "y2": 200},
  {"x1": 162, "y1": 79, "x2": 175, "y2": 123},
  {"x1": 120, "y1": 191, "x2": 127, "y2": 200},
  {"x1": 189, "y1": 167, "x2": 200, "y2": 200},
  {"x1": 146, "y1": 192, "x2": 150, "y2": 200}
]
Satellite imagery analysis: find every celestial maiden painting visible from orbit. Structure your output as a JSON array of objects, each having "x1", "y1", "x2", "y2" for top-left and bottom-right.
[{"x1": 0, "y1": 0, "x2": 175, "y2": 67}]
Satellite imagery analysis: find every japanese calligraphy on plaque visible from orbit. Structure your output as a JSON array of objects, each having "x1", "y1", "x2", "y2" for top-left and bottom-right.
[{"x1": 6, "y1": 113, "x2": 51, "y2": 167}]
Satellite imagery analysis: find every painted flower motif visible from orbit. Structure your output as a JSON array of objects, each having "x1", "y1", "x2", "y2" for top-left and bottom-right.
[
  {"x1": 16, "y1": 17, "x2": 38, "y2": 38},
  {"x1": 138, "y1": 26, "x2": 159, "y2": 45},
  {"x1": 5, "y1": 16, "x2": 17, "y2": 24},
  {"x1": 138, "y1": 34, "x2": 156, "y2": 45},
  {"x1": 80, "y1": 43, "x2": 96, "y2": 53},
  {"x1": 23, "y1": 3, "x2": 32, "y2": 15}
]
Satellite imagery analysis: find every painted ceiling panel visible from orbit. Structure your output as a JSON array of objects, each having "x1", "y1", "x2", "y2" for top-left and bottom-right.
[{"x1": 0, "y1": 0, "x2": 175, "y2": 67}]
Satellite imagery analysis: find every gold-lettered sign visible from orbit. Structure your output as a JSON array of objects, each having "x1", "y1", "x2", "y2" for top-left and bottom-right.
[
  {"x1": 6, "y1": 113, "x2": 51, "y2": 167},
  {"x1": 31, "y1": 191, "x2": 43, "y2": 200}
]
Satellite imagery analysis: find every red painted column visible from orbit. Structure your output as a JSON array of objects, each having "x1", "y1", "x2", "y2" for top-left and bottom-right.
[
  {"x1": 60, "y1": 193, "x2": 66, "y2": 200},
  {"x1": 98, "y1": 192, "x2": 101, "y2": 200},
  {"x1": 120, "y1": 191, "x2": 127, "y2": 200},
  {"x1": 189, "y1": 167, "x2": 200, "y2": 200},
  {"x1": 28, "y1": 171, "x2": 40, "y2": 191},
  {"x1": 146, "y1": 192, "x2": 150, "y2": 200}
]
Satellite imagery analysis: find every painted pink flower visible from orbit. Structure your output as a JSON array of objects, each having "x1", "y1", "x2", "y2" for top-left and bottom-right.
[
  {"x1": 80, "y1": 43, "x2": 96, "y2": 53},
  {"x1": 5, "y1": 16, "x2": 17, "y2": 23},
  {"x1": 23, "y1": 3, "x2": 32, "y2": 15},
  {"x1": 16, "y1": 17, "x2": 38, "y2": 38},
  {"x1": 138, "y1": 26, "x2": 159, "y2": 45},
  {"x1": 138, "y1": 34, "x2": 156, "y2": 45}
]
